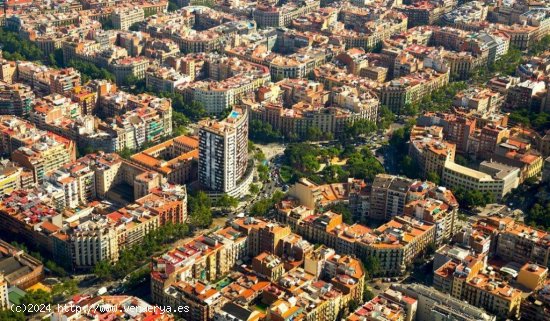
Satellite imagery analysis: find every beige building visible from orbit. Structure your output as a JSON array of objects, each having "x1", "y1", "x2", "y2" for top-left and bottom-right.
[
  {"x1": 462, "y1": 273, "x2": 522, "y2": 319},
  {"x1": 379, "y1": 68, "x2": 450, "y2": 114},
  {"x1": 70, "y1": 225, "x2": 119, "y2": 268},
  {"x1": 496, "y1": 222, "x2": 550, "y2": 267},
  {"x1": 517, "y1": 263, "x2": 548, "y2": 291},
  {"x1": 442, "y1": 161, "x2": 519, "y2": 200},
  {"x1": 110, "y1": 57, "x2": 150, "y2": 85},
  {"x1": 0, "y1": 59, "x2": 16, "y2": 84},
  {"x1": 131, "y1": 135, "x2": 199, "y2": 185},
  {"x1": 111, "y1": 7, "x2": 145, "y2": 30}
]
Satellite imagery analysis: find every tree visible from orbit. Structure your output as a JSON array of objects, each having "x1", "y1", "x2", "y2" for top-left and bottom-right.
[
  {"x1": 102, "y1": 19, "x2": 115, "y2": 30},
  {"x1": 306, "y1": 126, "x2": 323, "y2": 141},
  {"x1": 216, "y1": 194, "x2": 239, "y2": 210},
  {"x1": 363, "y1": 287, "x2": 375, "y2": 301},
  {"x1": 129, "y1": 22, "x2": 142, "y2": 31},
  {"x1": 427, "y1": 171, "x2": 441, "y2": 185},
  {"x1": 257, "y1": 164, "x2": 270, "y2": 182},
  {"x1": 489, "y1": 48, "x2": 522, "y2": 76},
  {"x1": 402, "y1": 103, "x2": 419, "y2": 116},
  {"x1": 0, "y1": 29, "x2": 45, "y2": 62},
  {"x1": 346, "y1": 148, "x2": 385, "y2": 181},
  {"x1": 348, "y1": 300, "x2": 360, "y2": 313},
  {"x1": 344, "y1": 119, "x2": 377, "y2": 140},
  {"x1": 45, "y1": 260, "x2": 67, "y2": 277},
  {"x1": 48, "y1": 48, "x2": 65, "y2": 67},
  {"x1": 529, "y1": 35, "x2": 550, "y2": 55},
  {"x1": 125, "y1": 75, "x2": 146, "y2": 92},
  {"x1": 455, "y1": 154, "x2": 468, "y2": 166},
  {"x1": 249, "y1": 119, "x2": 281, "y2": 143},
  {"x1": 324, "y1": 203, "x2": 352, "y2": 224},
  {"x1": 168, "y1": 0, "x2": 179, "y2": 11},
  {"x1": 20, "y1": 290, "x2": 52, "y2": 311},
  {"x1": 188, "y1": 191, "x2": 213, "y2": 228},
  {"x1": 93, "y1": 260, "x2": 113, "y2": 281},
  {"x1": 364, "y1": 256, "x2": 381, "y2": 278},
  {"x1": 250, "y1": 191, "x2": 285, "y2": 217},
  {"x1": 172, "y1": 110, "x2": 189, "y2": 136},
  {"x1": 68, "y1": 60, "x2": 115, "y2": 83},
  {"x1": 378, "y1": 105, "x2": 396, "y2": 129},
  {"x1": 400, "y1": 155, "x2": 421, "y2": 179},
  {"x1": 250, "y1": 199, "x2": 272, "y2": 217},
  {"x1": 52, "y1": 280, "x2": 78, "y2": 301},
  {"x1": 0, "y1": 310, "x2": 25, "y2": 321},
  {"x1": 249, "y1": 183, "x2": 260, "y2": 195},
  {"x1": 454, "y1": 188, "x2": 494, "y2": 209},
  {"x1": 118, "y1": 147, "x2": 133, "y2": 159}
]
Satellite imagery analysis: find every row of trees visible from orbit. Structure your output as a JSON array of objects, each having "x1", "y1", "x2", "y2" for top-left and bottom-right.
[
  {"x1": 509, "y1": 108, "x2": 550, "y2": 132},
  {"x1": 93, "y1": 222, "x2": 191, "y2": 280},
  {"x1": 0, "y1": 29, "x2": 44, "y2": 62},
  {"x1": 453, "y1": 188, "x2": 495, "y2": 209},
  {"x1": 250, "y1": 190, "x2": 285, "y2": 217},
  {"x1": 401, "y1": 82, "x2": 468, "y2": 116},
  {"x1": 68, "y1": 60, "x2": 115, "y2": 83}
]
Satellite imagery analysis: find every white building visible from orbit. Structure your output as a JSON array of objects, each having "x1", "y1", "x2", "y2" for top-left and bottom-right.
[
  {"x1": 198, "y1": 107, "x2": 251, "y2": 198},
  {"x1": 442, "y1": 161, "x2": 519, "y2": 201}
]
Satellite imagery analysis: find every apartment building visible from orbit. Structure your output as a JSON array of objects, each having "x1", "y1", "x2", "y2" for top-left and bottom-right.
[
  {"x1": 97, "y1": 92, "x2": 173, "y2": 150},
  {"x1": 111, "y1": 7, "x2": 145, "y2": 30},
  {"x1": 70, "y1": 221, "x2": 120, "y2": 268},
  {"x1": 496, "y1": 222, "x2": 550, "y2": 267},
  {"x1": 496, "y1": 8, "x2": 550, "y2": 50},
  {"x1": 180, "y1": 57, "x2": 271, "y2": 115},
  {"x1": 7, "y1": 121, "x2": 76, "y2": 182},
  {"x1": 442, "y1": 1, "x2": 488, "y2": 30},
  {"x1": 462, "y1": 273, "x2": 522, "y2": 319},
  {"x1": 0, "y1": 82, "x2": 35, "y2": 117},
  {"x1": 0, "y1": 162, "x2": 31, "y2": 195},
  {"x1": 146, "y1": 67, "x2": 189, "y2": 94},
  {"x1": 0, "y1": 59, "x2": 16, "y2": 84},
  {"x1": 0, "y1": 171, "x2": 185, "y2": 270},
  {"x1": 71, "y1": 86, "x2": 98, "y2": 115},
  {"x1": 356, "y1": 217, "x2": 436, "y2": 276},
  {"x1": 397, "y1": 2, "x2": 446, "y2": 27},
  {"x1": 433, "y1": 252, "x2": 485, "y2": 299},
  {"x1": 395, "y1": 283, "x2": 496, "y2": 321},
  {"x1": 151, "y1": 226, "x2": 248, "y2": 304},
  {"x1": 131, "y1": 135, "x2": 198, "y2": 185},
  {"x1": 253, "y1": 0, "x2": 320, "y2": 28},
  {"x1": 369, "y1": 174, "x2": 414, "y2": 220},
  {"x1": 45, "y1": 164, "x2": 96, "y2": 209},
  {"x1": 404, "y1": 198, "x2": 458, "y2": 244},
  {"x1": 453, "y1": 88, "x2": 502, "y2": 114},
  {"x1": 347, "y1": 288, "x2": 417, "y2": 321},
  {"x1": 247, "y1": 95, "x2": 378, "y2": 140},
  {"x1": 409, "y1": 125, "x2": 456, "y2": 177},
  {"x1": 278, "y1": 205, "x2": 436, "y2": 276},
  {"x1": 49, "y1": 68, "x2": 81, "y2": 96},
  {"x1": 198, "y1": 107, "x2": 251, "y2": 198},
  {"x1": 16, "y1": 61, "x2": 54, "y2": 96},
  {"x1": 379, "y1": 68, "x2": 450, "y2": 114},
  {"x1": 521, "y1": 283, "x2": 550, "y2": 321}
]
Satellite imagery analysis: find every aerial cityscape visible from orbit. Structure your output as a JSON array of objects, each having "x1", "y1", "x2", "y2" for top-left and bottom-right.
[{"x1": 0, "y1": 0, "x2": 549, "y2": 320}]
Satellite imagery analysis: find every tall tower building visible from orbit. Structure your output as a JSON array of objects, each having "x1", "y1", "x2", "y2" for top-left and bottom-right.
[{"x1": 198, "y1": 107, "x2": 251, "y2": 197}]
